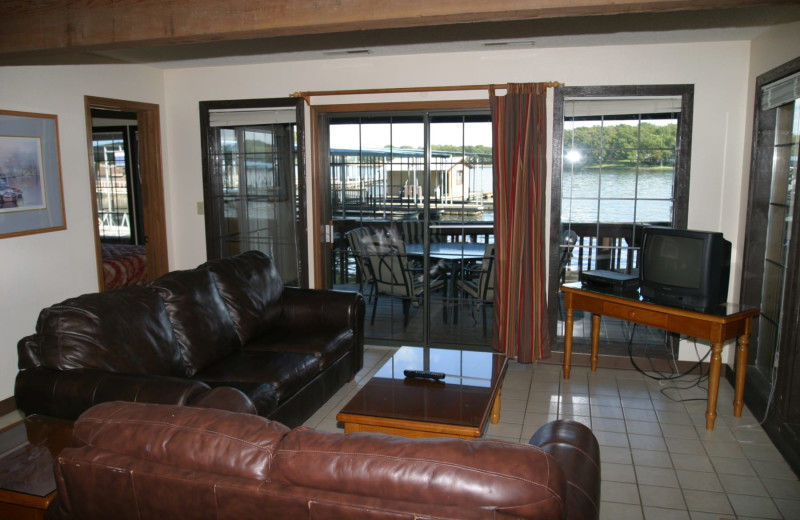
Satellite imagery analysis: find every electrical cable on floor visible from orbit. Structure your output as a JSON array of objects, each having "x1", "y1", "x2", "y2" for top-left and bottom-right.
[{"x1": 624, "y1": 323, "x2": 711, "y2": 403}]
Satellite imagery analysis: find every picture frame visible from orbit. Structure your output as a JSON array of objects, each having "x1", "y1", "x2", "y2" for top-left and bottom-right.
[{"x1": 0, "y1": 109, "x2": 66, "y2": 239}]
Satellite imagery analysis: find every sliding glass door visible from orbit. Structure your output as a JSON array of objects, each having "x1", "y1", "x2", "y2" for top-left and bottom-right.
[{"x1": 323, "y1": 110, "x2": 494, "y2": 348}]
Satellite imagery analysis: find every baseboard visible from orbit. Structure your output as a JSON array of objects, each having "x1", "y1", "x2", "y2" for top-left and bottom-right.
[{"x1": 0, "y1": 396, "x2": 17, "y2": 417}]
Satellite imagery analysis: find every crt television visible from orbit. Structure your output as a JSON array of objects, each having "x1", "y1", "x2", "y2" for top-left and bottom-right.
[{"x1": 639, "y1": 226, "x2": 731, "y2": 311}]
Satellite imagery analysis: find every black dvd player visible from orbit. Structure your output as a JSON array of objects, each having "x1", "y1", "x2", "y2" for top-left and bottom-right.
[{"x1": 579, "y1": 270, "x2": 639, "y2": 293}]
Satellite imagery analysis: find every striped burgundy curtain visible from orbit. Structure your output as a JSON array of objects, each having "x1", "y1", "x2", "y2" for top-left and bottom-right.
[{"x1": 490, "y1": 83, "x2": 550, "y2": 363}]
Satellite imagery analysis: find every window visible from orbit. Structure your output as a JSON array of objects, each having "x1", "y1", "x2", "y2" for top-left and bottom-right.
[
  {"x1": 199, "y1": 98, "x2": 307, "y2": 286},
  {"x1": 549, "y1": 85, "x2": 694, "y2": 357}
]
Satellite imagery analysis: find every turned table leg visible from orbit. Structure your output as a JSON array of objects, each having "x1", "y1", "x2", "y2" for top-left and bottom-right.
[
  {"x1": 734, "y1": 332, "x2": 750, "y2": 417},
  {"x1": 705, "y1": 342, "x2": 723, "y2": 430},
  {"x1": 491, "y1": 388, "x2": 502, "y2": 424}
]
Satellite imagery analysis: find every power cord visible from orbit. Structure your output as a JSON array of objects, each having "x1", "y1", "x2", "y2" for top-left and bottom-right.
[{"x1": 624, "y1": 323, "x2": 711, "y2": 403}]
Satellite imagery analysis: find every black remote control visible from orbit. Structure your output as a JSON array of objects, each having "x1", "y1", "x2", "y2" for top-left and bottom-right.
[{"x1": 404, "y1": 369, "x2": 446, "y2": 380}]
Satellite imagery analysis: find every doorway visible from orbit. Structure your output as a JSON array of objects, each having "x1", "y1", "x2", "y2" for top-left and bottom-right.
[
  {"x1": 198, "y1": 97, "x2": 308, "y2": 285},
  {"x1": 84, "y1": 96, "x2": 169, "y2": 290}
]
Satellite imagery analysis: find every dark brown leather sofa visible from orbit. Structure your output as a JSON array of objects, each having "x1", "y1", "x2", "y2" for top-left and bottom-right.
[
  {"x1": 15, "y1": 251, "x2": 365, "y2": 427},
  {"x1": 46, "y1": 401, "x2": 600, "y2": 520}
]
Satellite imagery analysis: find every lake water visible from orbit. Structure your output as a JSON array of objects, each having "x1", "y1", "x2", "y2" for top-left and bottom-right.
[{"x1": 467, "y1": 167, "x2": 674, "y2": 223}]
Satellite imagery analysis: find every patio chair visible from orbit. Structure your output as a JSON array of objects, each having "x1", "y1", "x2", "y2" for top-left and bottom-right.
[
  {"x1": 456, "y1": 243, "x2": 495, "y2": 336},
  {"x1": 559, "y1": 229, "x2": 579, "y2": 284},
  {"x1": 365, "y1": 235, "x2": 444, "y2": 328},
  {"x1": 345, "y1": 227, "x2": 376, "y2": 301}
]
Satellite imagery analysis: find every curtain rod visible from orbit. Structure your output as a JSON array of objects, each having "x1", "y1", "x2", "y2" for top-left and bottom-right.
[{"x1": 290, "y1": 82, "x2": 564, "y2": 103}]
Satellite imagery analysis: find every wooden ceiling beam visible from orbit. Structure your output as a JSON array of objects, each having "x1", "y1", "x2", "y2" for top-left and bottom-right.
[{"x1": 0, "y1": 0, "x2": 792, "y2": 59}]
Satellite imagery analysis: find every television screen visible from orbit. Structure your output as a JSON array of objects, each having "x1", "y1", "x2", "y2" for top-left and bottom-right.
[{"x1": 642, "y1": 234, "x2": 704, "y2": 289}]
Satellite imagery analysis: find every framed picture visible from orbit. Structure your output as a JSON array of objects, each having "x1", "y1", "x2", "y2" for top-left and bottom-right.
[{"x1": 0, "y1": 109, "x2": 66, "y2": 239}]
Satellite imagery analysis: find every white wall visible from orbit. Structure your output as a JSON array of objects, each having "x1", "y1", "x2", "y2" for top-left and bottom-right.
[
  {"x1": 0, "y1": 65, "x2": 166, "y2": 399},
  {"x1": 3, "y1": 33, "x2": 795, "y2": 402},
  {"x1": 163, "y1": 40, "x2": 753, "y2": 363}
]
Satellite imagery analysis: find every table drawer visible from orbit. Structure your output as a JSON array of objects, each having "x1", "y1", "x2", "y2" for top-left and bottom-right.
[{"x1": 602, "y1": 302, "x2": 668, "y2": 328}]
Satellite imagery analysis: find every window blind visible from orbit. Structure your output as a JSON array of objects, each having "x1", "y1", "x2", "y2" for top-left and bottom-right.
[
  {"x1": 761, "y1": 71, "x2": 800, "y2": 111},
  {"x1": 564, "y1": 97, "x2": 682, "y2": 118},
  {"x1": 208, "y1": 108, "x2": 296, "y2": 127}
]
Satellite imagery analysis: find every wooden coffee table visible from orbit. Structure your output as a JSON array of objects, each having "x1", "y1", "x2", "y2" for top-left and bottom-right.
[
  {"x1": 0, "y1": 415, "x2": 74, "y2": 520},
  {"x1": 337, "y1": 346, "x2": 508, "y2": 439}
]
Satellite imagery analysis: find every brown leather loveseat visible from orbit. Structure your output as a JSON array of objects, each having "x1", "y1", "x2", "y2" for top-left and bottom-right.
[
  {"x1": 15, "y1": 251, "x2": 365, "y2": 427},
  {"x1": 47, "y1": 401, "x2": 600, "y2": 520}
]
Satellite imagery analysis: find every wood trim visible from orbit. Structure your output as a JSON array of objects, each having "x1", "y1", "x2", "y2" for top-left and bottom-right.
[
  {"x1": 84, "y1": 96, "x2": 169, "y2": 289},
  {"x1": 292, "y1": 82, "x2": 564, "y2": 103},
  {"x1": 309, "y1": 106, "x2": 324, "y2": 288},
  {"x1": 313, "y1": 99, "x2": 490, "y2": 114},
  {"x1": 1, "y1": 1, "x2": 781, "y2": 58}
]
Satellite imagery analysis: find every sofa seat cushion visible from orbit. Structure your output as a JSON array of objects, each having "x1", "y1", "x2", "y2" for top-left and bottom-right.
[
  {"x1": 31, "y1": 286, "x2": 186, "y2": 376},
  {"x1": 193, "y1": 351, "x2": 322, "y2": 417},
  {"x1": 150, "y1": 268, "x2": 241, "y2": 376},
  {"x1": 201, "y1": 251, "x2": 284, "y2": 345},
  {"x1": 242, "y1": 327, "x2": 354, "y2": 370}
]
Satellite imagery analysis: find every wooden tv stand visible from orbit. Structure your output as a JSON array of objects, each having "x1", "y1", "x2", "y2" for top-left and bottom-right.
[{"x1": 561, "y1": 282, "x2": 759, "y2": 430}]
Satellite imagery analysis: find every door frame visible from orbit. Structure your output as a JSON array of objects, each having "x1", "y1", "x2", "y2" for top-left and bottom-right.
[{"x1": 84, "y1": 96, "x2": 169, "y2": 289}]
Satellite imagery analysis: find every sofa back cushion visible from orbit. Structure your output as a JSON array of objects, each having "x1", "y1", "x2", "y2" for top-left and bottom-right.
[
  {"x1": 201, "y1": 251, "x2": 284, "y2": 345},
  {"x1": 272, "y1": 427, "x2": 566, "y2": 518},
  {"x1": 150, "y1": 268, "x2": 241, "y2": 376},
  {"x1": 73, "y1": 402, "x2": 289, "y2": 480},
  {"x1": 32, "y1": 286, "x2": 186, "y2": 376}
]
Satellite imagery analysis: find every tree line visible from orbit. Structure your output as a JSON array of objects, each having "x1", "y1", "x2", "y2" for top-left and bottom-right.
[{"x1": 565, "y1": 122, "x2": 677, "y2": 168}]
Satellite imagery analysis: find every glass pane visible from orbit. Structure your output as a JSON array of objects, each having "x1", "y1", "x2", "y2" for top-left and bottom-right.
[
  {"x1": 565, "y1": 198, "x2": 599, "y2": 223},
  {"x1": 637, "y1": 166, "x2": 675, "y2": 199},
  {"x1": 775, "y1": 103, "x2": 796, "y2": 145},
  {"x1": 765, "y1": 204, "x2": 789, "y2": 264},
  {"x1": 636, "y1": 199, "x2": 673, "y2": 224},
  {"x1": 330, "y1": 112, "x2": 493, "y2": 348},
  {"x1": 761, "y1": 261, "x2": 785, "y2": 321},
  {"x1": 212, "y1": 123, "x2": 299, "y2": 283},
  {"x1": 599, "y1": 199, "x2": 635, "y2": 222},
  {"x1": 93, "y1": 130, "x2": 131, "y2": 241},
  {"x1": 756, "y1": 319, "x2": 779, "y2": 373},
  {"x1": 570, "y1": 170, "x2": 600, "y2": 198},
  {"x1": 771, "y1": 146, "x2": 793, "y2": 205},
  {"x1": 600, "y1": 169, "x2": 636, "y2": 198}
]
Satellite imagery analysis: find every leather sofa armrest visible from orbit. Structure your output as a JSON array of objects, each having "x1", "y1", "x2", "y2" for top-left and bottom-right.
[
  {"x1": 529, "y1": 420, "x2": 600, "y2": 520},
  {"x1": 14, "y1": 367, "x2": 213, "y2": 420},
  {"x1": 281, "y1": 287, "x2": 365, "y2": 372},
  {"x1": 187, "y1": 386, "x2": 258, "y2": 415},
  {"x1": 280, "y1": 287, "x2": 364, "y2": 330}
]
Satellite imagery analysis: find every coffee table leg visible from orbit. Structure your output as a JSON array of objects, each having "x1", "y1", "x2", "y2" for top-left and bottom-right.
[
  {"x1": 705, "y1": 342, "x2": 723, "y2": 430},
  {"x1": 491, "y1": 388, "x2": 502, "y2": 424}
]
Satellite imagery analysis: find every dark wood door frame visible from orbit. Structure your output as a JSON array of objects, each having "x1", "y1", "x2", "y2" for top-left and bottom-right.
[{"x1": 84, "y1": 96, "x2": 169, "y2": 289}]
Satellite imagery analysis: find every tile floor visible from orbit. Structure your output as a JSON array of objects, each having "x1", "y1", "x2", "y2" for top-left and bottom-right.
[{"x1": 303, "y1": 346, "x2": 800, "y2": 520}]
